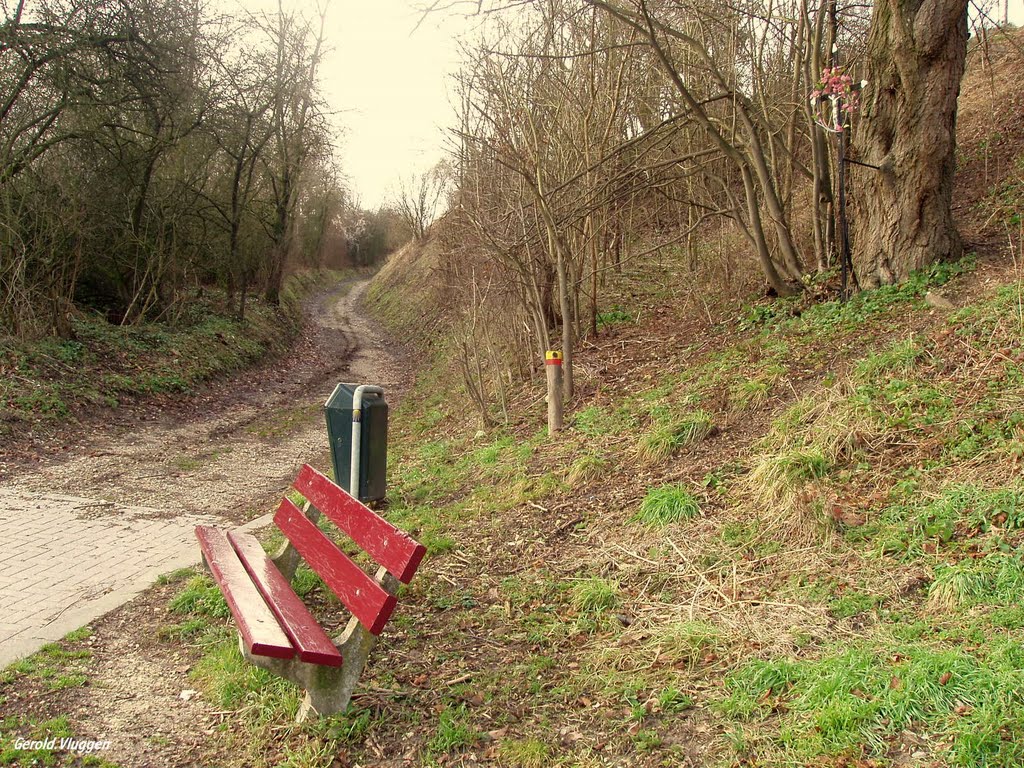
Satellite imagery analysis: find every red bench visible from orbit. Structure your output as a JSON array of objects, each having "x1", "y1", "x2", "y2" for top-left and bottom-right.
[{"x1": 195, "y1": 463, "x2": 425, "y2": 719}]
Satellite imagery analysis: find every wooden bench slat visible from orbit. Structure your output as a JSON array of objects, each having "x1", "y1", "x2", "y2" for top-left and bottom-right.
[
  {"x1": 274, "y1": 498, "x2": 398, "y2": 635},
  {"x1": 294, "y1": 464, "x2": 427, "y2": 583},
  {"x1": 227, "y1": 531, "x2": 343, "y2": 667},
  {"x1": 194, "y1": 526, "x2": 294, "y2": 660}
]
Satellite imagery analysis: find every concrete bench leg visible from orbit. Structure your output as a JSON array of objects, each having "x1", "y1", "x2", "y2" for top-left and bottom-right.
[
  {"x1": 240, "y1": 567, "x2": 400, "y2": 722},
  {"x1": 240, "y1": 615, "x2": 376, "y2": 721}
]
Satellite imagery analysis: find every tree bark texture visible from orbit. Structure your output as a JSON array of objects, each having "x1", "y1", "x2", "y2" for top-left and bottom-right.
[{"x1": 851, "y1": 0, "x2": 968, "y2": 287}]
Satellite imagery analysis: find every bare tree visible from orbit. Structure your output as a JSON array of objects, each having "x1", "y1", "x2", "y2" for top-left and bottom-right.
[{"x1": 394, "y1": 162, "x2": 450, "y2": 241}]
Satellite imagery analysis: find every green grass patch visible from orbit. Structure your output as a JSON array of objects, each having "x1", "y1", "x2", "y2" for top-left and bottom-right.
[
  {"x1": 829, "y1": 589, "x2": 881, "y2": 619},
  {"x1": 497, "y1": 737, "x2": 551, "y2": 767},
  {"x1": 157, "y1": 617, "x2": 219, "y2": 643},
  {"x1": 572, "y1": 404, "x2": 638, "y2": 436},
  {"x1": 854, "y1": 337, "x2": 924, "y2": 380},
  {"x1": 720, "y1": 636, "x2": 1024, "y2": 766},
  {"x1": 928, "y1": 554, "x2": 1024, "y2": 610},
  {"x1": 0, "y1": 275, "x2": 331, "y2": 435},
  {"x1": 742, "y1": 256, "x2": 975, "y2": 337},
  {"x1": 168, "y1": 575, "x2": 230, "y2": 619},
  {"x1": 565, "y1": 454, "x2": 608, "y2": 487},
  {"x1": 571, "y1": 577, "x2": 620, "y2": 616},
  {"x1": 384, "y1": 502, "x2": 456, "y2": 556},
  {"x1": 0, "y1": 716, "x2": 72, "y2": 766},
  {"x1": 633, "y1": 485, "x2": 700, "y2": 526},
  {"x1": 854, "y1": 483, "x2": 1024, "y2": 559},
  {"x1": 3, "y1": 642, "x2": 92, "y2": 687},
  {"x1": 190, "y1": 642, "x2": 297, "y2": 713},
  {"x1": 62, "y1": 627, "x2": 92, "y2": 643},
  {"x1": 596, "y1": 305, "x2": 634, "y2": 328},
  {"x1": 730, "y1": 362, "x2": 787, "y2": 412},
  {"x1": 428, "y1": 704, "x2": 480, "y2": 756},
  {"x1": 156, "y1": 567, "x2": 197, "y2": 586}
]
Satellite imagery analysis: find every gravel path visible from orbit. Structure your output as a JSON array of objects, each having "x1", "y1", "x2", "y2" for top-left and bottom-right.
[{"x1": 3, "y1": 277, "x2": 407, "y2": 518}]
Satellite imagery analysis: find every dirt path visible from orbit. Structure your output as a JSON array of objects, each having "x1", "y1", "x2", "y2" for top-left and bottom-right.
[
  {"x1": 2, "y1": 277, "x2": 409, "y2": 521},
  {"x1": 0, "y1": 277, "x2": 411, "y2": 767}
]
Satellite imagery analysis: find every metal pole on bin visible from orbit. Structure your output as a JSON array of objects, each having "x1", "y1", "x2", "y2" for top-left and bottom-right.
[
  {"x1": 350, "y1": 384, "x2": 384, "y2": 500},
  {"x1": 545, "y1": 351, "x2": 563, "y2": 435}
]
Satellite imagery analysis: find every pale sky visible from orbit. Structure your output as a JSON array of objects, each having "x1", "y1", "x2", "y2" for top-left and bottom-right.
[
  {"x1": 319, "y1": 2, "x2": 475, "y2": 210},
  {"x1": 236, "y1": 0, "x2": 474, "y2": 210}
]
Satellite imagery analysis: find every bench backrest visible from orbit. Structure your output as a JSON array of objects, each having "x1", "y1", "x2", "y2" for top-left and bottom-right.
[{"x1": 274, "y1": 464, "x2": 426, "y2": 636}]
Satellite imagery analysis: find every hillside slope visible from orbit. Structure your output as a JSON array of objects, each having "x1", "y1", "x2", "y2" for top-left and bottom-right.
[{"x1": 348, "y1": 27, "x2": 1024, "y2": 768}]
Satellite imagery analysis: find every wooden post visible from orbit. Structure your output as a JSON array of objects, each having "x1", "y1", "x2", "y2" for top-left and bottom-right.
[{"x1": 545, "y1": 350, "x2": 563, "y2": 435}]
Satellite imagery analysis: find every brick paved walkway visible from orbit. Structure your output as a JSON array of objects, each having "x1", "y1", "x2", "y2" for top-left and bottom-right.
[{"x1": 0, "y1": 489, "x2": 228, "y2": 668}]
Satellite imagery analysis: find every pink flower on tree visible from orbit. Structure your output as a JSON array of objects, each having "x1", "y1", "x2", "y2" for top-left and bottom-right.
[{"x1": 810, "y1": 66, "x2": 861, "y2": 132}]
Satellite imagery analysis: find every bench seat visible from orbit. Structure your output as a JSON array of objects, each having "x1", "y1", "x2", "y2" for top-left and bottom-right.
[
  {"x1": 195, "y1": 463, "x2": 426, "y2": 719},
  {"x1": 195, "y1": 526, "x2": 342, "y2": 666}
]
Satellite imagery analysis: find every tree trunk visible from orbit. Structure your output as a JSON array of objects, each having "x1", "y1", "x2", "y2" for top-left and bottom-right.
[{"x1": 851, "y1": 0, "x2": 968, "y2": 287}]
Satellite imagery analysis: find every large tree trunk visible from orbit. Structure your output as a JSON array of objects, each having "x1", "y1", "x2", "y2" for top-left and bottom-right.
[{"x1": 851, "y1": 0, "x2": 968, "y2": 287}]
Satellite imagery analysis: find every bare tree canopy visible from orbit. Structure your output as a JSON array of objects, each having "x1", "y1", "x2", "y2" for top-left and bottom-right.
[
  {"x1": 0, "y1": 0, "x2": 366, "y2": 336},
  {"x1": 416, "y1": 0, "x2": 983, "y2": 422}
]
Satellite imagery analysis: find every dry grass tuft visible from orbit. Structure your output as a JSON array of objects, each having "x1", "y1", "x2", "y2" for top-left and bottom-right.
[
  {"x1": 565, "y1": 454, "x2": 609, "y2": 487},
  {"x1": 597, "y1": 619, "x2": 727, "y2": 674},
  {"x1": 742, "y1": 382, "x2": 882, "y2": 538},
  {"x1": 637, "y1": 410, "x2": 715, "y2": 462}
]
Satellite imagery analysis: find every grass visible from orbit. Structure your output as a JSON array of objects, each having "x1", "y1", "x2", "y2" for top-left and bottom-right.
[
  {"x1": 732, "y1": 363, "x2": 786, "y2": 410},
  {"x1": 746, "y1": 447, "x2": 830, "y2": 504},
  {"x1": 565, "y1": 454, "x2": 608, "y2": 486},
  {"x1": 572, "y1": 405, "x2": 637, "y2": 436},
  {"x1": 720, "y1": 637, "x2": 1024, "y2": 766},
  {"x1": 743, "y1": 256, "x2": 976, "y2": 337},
  {"x1": 927, "y1": 554, "x2": 1024, "y2": 610},
  {"x1": 428, "y1": 705, "x2": 480, "y2": 756},
  {"x1": 849, "y1": 482, "x2": 1024, "y2": 559},
  {"x1": 0, "y1": 270, "x2": 347, "y2": 436},
  {"x1": 596, "y1": 306, "x2": 634, "y2": 328},
  {"x1": 570, "y1": 577, "x2": 620, "y2": 616},
  {"x1": 633, "y1": 485, "x2": 700, "y2": 526},
  {"x1": 853, "y1": 337, "x2": 923, "y2": 379},
  {"x1": 637, "y1": 409, "x2": 714, "y2": 461},
  {"x1": 604, "y1": 620, "x2": 726, "y2": 672},
  {"x1": 2, "y1": 642, "x2": 92, "y2": 690},
  {"x1": 0, "y1": 716, "x2": 70, "y2": 767},
  {"x1": 191, "y1": 642, "x2": 297, "y2": 713},
  {"x1": 168, "y1": 575, "x2": 230, "y2": 619},
  {"x1": 497, "y1": 737, "x2": 551, "y2": 767}
]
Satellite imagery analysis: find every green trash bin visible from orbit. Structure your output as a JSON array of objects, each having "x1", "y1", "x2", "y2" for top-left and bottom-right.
[{"x1": 324, "y1": 383, "x2": 388, "y2": 502}]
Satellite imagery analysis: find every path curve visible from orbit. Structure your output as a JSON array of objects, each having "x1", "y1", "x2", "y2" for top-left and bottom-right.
[
  {"x1": 6, "y1": 277, "x2": 405, "y2": 516},
  {"x1": 0, "y1": 276, "x2": 405, "y2": 666}
]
